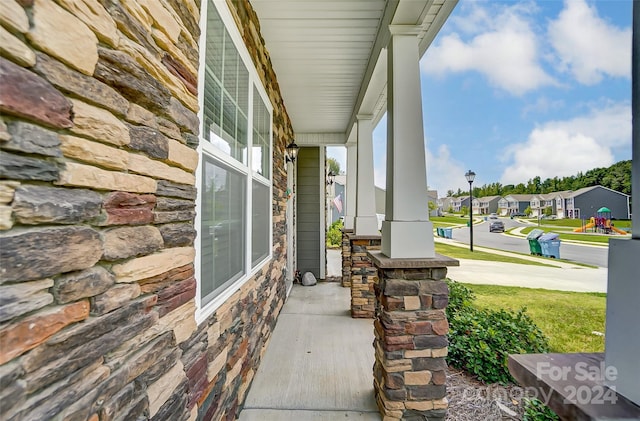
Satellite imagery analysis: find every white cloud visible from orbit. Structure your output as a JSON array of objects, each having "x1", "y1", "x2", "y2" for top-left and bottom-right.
[
  {"x1": 426, "y1": 144, "x2": 468, "y2": 197},
  {"x1": 500, "y1": 102, "x2": 630, "y2": 184},
  {"x1": 421, "y1": 2, "x2": 555, "y2": 95},
  {"x1": 543, "y1": 102, "x2": 631, "y2": 148},
  {"x1": 521, "y1": 96, "x2": 565, "y2": 117},
  {"x1": 374, "y1": 167, "x2": 386, "y2": 189},
  {"x1": 548, "y1": 0, "x2": 631, "y2": 84},
  {"x1": 371, "y1": 143, "x2": 467, "y2": 197}
]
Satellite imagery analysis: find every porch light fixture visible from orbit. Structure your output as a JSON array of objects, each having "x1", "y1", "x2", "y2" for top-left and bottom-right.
[
  {"x1": 285, "y1": 141, "x2": 299, "y2": 163},
  {"x1": 326, "y1": 170, "x2": 335, "y2": 185},
  {"x1": 465, "y1": 170, "x2": 476, "y2": 252}
]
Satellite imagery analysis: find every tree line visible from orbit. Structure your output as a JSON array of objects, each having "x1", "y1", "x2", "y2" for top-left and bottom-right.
[{"x1": 447, "y1": 160, "x2": 631, "y2": 198}]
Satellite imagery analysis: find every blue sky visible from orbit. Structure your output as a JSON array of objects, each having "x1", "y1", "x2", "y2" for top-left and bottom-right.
[{"x1": 328, "y1": 0, "x2": 632, "y2": 197}]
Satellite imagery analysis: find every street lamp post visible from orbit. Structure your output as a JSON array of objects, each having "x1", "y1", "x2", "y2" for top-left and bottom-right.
[{"x1": 465, "y1": 170, "x2": 476, "y2": 252}]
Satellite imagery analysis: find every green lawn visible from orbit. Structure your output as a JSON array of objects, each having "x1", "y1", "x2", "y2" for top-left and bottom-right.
[
  {"x1": 465, "y1": 284, "x2": 606, "y2": 353},
  {"x1": 435, "y1": 242, "x2": 557, "y2": 267},
  {"x1": 431, "y1": 216, "x2": 470, "y2": 225}
]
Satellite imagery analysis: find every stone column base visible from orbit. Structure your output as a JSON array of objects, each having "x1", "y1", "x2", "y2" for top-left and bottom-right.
[
  {"x1": 349, "y1": 235, "x2": 381, "y2": 318},
  {"x1": 341, "y1": 229, "x2": 353, "y2": 287},
  {"x1": 368, "y1": 251, "x2": 459, "y2": 420}
]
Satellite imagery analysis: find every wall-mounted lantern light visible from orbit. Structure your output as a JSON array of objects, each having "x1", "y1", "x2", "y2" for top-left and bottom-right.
[
  {"x1": 326, "y1": 170, "x2": 335, "y2": 185},
  {"x1": 285, "y1": 141, "x2": 299, "y2": 163}
]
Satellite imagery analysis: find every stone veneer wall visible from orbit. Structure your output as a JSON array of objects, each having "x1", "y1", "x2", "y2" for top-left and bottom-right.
[
  {"x1": 349, "y1": 235, "x2": 381, "y2": 318},
  {"x1": 370, "y1": 252, "x2": 456, "y2": 421},
  {"x1": 0, "y1": 0, "x2": 293, "y2": 420},
  {"x1": 341, "y1": 229, "x2": 352, "y2": 287}
]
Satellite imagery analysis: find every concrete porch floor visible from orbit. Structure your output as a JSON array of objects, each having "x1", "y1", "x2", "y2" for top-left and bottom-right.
[{"x1": 238, "y1": 282, "x2": 381, "y2": 420}]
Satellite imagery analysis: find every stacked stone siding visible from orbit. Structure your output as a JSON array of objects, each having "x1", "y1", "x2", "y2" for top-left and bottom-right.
[
  {"x1": 349, "y1": 235, "x2": 381, "y2": 318},
  {"x1": 0, "y1": 1, "x2": 293, "y2": 420},
  {"x1": 369, "y1": 252, "x2": 458, "y2": 421},
  {"x1": 341, "y1": 229, "x2": 352, "y2": 287}
]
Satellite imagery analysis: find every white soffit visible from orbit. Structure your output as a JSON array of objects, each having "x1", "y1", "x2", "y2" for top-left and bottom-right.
[{"x1": 251, "y1": 0, "x2": 457, "y2": 144}]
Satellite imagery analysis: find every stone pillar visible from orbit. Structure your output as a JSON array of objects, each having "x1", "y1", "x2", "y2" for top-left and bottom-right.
[
  {"x1": 381, "y1": 26, "x2": 434, "y2": 258},
  {"x1": 341, "y1": 229, "x2": 353, "y2": 287},
  {"x1": 354, "y1": 115, "x2": 379, "y2": 235},
  {"x1": 344, "y1": 143, "x2": 357, "y2": 230},
  {"x1": 349, "y1": 235, "x2": 381, "y2": 318},
  {"x1": 369, "y1": 251, "x2": 459, "y2": 420}
]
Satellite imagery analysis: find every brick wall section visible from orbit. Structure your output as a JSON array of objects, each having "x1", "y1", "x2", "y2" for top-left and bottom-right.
[
  {"x1": 349, "y1": 235, "x2": 381, "y2": 318},
  {"x1": 369, "y1": 252, "x2": 458, "y2": 421},
  {"x1": 341, "y1": 229, "x2": 353, "y2": 287},
  {"x1": 0, "y1": 0, "x2": 293, "y2": 420}
]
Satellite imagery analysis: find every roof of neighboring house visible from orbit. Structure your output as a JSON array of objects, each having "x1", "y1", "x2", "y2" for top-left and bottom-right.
[
  {"x1": 548, "y1": 190, "x2": 573, "y2": 199},
  {"x1": 477, "y1": 195, "x2": 501, "y2": 203},
  {"x1": 453, "y1": 195, "x2": 469, "y2": 202},
  {"x1": 375, "y1": 187, "x2": 439, "y2": 214},
  {"x1": 504, "y1": 194, "x2": 535, "y2": 201},
  {"x1": 568, "y1": 185, "x2": 630, "y2": 198}
]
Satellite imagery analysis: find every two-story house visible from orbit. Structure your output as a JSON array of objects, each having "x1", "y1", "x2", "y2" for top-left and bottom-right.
[{"x1": 472, "y1": 195, "x2": 501, "y2": 215}]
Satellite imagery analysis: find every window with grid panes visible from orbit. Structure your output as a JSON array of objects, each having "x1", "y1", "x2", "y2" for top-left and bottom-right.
[{"x1": 198, "y1": 2, "x2": 272, "y2": 311}]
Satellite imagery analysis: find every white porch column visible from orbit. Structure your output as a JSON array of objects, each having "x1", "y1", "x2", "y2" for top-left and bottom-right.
[
  {"x1": 381, "y1": 26, "x2": 434, "y2": 258},
  {"x1": 354, "y1": 115, "x2": 379, "y2": 235},
  {"x1": 604, "y1": 1, "x2": 640, "y2": 405},
  {"x1": 344, "y1": 143, "x2": 357, "y2": 230}
]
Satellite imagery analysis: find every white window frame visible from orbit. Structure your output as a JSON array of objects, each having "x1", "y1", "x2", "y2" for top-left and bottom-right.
[{"x1": 195, "y1": 0, "x2": 273, "y2": 324}]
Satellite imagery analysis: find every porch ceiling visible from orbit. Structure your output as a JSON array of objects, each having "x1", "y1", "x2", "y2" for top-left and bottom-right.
[{"x1": 251, "y1": 0, "x2": 457, "y2": 145}]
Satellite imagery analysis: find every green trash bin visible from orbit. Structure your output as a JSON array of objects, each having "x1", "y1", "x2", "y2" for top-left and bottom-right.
[
  {"x1": 466, "y1": 221, "x2": 471, "y2": 227},
  {"x1": 526, "y1": 229, "x2": 544, "y2": 255}
]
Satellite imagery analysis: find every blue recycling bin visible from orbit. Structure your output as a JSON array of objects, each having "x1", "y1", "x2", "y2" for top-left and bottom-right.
[
  {"x1": 538, "y1": 233, "x2": 561, "y2": 258},
  {"x1": 444, "y1": 228, "x2": 453, "y2": 239}
]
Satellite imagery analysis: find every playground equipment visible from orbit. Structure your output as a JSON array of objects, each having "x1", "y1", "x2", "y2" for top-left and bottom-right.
[
  {"x1": 573, "y1": 208, "x2": 628, "y2": 235},
  {"x1": 610, "y1": 226, "x2": 628, "y2": 235},
  {"x1": 573, "y1": 220, "x2": 596, "y2": 232},
  {"x1": 574, "y1": 219, "x2": 595, "y2": 232}
]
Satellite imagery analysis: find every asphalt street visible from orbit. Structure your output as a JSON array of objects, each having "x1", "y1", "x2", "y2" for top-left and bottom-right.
[{"x1": 450, "y1": 218, "x2": 609, "y2": 268}]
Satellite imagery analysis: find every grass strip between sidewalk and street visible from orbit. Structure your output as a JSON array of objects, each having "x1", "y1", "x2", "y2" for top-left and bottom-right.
[
  {"x1": 431, "y1": 216, "x2": 472, "y2": 225},
  {"x1": 464, "y1": 284, "x2": 606, "y2": 353},
  {"x1": 435, "y1": 242, "x2": 557, "y2": 268}
]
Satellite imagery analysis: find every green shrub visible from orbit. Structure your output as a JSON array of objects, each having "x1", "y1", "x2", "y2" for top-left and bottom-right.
[
  {"x1": 445, "y1": 281, "x2": 550, "y2": 384},
  {"x1": 523, "y1": 398, "x2": 559, "y2": 421},
  {"x1": 446, "y1": 279, "x2": 475, "y2": 317},
  {"x1": 326, "y1": 219, "x2": 343, "y2": 247}
]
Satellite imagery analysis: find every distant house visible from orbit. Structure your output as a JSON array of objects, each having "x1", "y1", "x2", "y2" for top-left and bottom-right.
[
  {"x1": 530, "y1": 193, "x2": 556, "y2": 217},
  {"x1": 427, "y1": 190, "x2": 439, "y2": 217},
  {"x1": 499, "y1": 194, "x2": 535, "y2": 216},
  {"x1": 375, "y1": 186, "x2": 385, "y2": 215},
  {"x1": 451, "y1": 195, "x2": 470, "y2": 213},
  {"x1": 472, "y1": 195, "x2": 501, "y2": 215},
  {"x1": 438, "y1": 196, "x2": 455, "y2": 213},
  {"x1": 376, "y1": 187, "x2": 438, "y2": 217},
  {"x1": 565, "y1": 185, "x2": 630, "y2": 219},
  {"x1": 329, "y1": 175, "x2": 346, "y2": 225},
  {"x1": 549, "y1": 190, "x2": 573, "y2": 219}
]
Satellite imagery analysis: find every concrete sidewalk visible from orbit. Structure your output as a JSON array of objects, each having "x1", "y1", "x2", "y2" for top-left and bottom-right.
[
  {"x1": 447, "y1": 259, "x2": 608, "y2": 292},
  {"x1": 434, "y1": 237, "x2": 608, "y2": 292},
  {"x1": 239, "y1": 250, "x2": 607, "y2": 420},
  {"x1": 238, "y1": 283, "x2": 380, "y2": 421}
]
